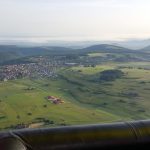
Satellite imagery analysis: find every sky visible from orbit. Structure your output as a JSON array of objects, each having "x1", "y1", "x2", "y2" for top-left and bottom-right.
[{"x1": 0, "y1": 0, "x2": 150, "y2": 41}]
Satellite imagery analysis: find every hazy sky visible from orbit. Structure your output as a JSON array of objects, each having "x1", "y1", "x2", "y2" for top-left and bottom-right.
[{"x1": 0, "y1": 0, "x2": 150, "y2": 41}]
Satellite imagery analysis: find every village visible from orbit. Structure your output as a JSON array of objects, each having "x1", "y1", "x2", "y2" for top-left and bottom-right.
[
  {"x1": 0, "y1": 55, "x2": 80, "y2": 81},
  {"x1": 0, "y1": 62, "x2": 58, "y2": 81}
]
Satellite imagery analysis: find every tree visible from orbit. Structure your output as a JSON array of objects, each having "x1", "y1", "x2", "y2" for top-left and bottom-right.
[{"x1": 100, "y1": 69, "x2": 124, "y2": 81}]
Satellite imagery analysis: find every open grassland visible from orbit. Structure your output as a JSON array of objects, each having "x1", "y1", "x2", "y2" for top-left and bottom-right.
[
  {"x1": 88, "y1": 53, "x2": 109, "y2": 57},
  {"x1": 71, "y1": 65, "x2": 114, "y2": 75},
  {"x1": 62, "y1": 62, "x2": 150, "y2": 120},
  {"x1": 0, "y1": 78, "x2": 120, "y2": 130},
  {"x1": 0, "y1": 62, "x2": 150, "y2": 130}
]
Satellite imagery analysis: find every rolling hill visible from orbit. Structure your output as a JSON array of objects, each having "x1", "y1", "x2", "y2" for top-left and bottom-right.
[
  {"x1": 141, "y1": 45, "x2": 150, "y2": 52},
  {"x1": 0, "y1": 44, "x2": 144, "y2": 64},
  {"x1": 81, "y1": 44, "x2": 132, "y2": 53},
  {"x1": 0, "y1": 45, "x2": 73, "y2": 64}
]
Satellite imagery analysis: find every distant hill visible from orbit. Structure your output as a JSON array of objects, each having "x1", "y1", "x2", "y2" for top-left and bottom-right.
[
  {"x1": 0, "y1": 44, "x2": 139, "y2": 64},
  {"x1": 0, "y1": 45, "x2": 73, "y2": 56},
  {"x1": 0, "y1": 51, "x2": 19, "y2": 63},
  {"x1": 140, "y1": 45, "x2": 150, "y2": 52},
  {"x1": 81, "y1": 44, "x2": 132, "y2": 53},
  {"x1": 114, "y1": 39, "x2": 150, "y2": 49},
  {"x1": 0, "y1": 45, "x2": 73, "y2": 64}
]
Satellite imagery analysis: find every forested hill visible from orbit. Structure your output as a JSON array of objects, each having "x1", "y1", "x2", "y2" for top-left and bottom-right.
[
  {"x1": 80, "y1": 44, "x2": 132, "y2": 53},
  {"x1": 0, "y1": 45, "x2": 73, "y2": 63},
  {"x1": 0, "y1": 44, "x2": 147, "y2": 64}
]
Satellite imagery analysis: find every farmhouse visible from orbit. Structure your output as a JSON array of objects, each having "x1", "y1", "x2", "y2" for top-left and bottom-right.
[{"x1": 47, "y1": 96, "x2": 64, "y2": 104}]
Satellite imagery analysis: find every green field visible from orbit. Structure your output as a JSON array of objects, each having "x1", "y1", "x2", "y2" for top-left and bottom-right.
[
  {"x1": 88, "y1": 53, "x2": 109, "y2": 57},
  {"x1": 0, "y1": 62, "x2": 150, "y2": 130},
  {"x1": 72, "y1": 65, "x2": 114, "y2": 74},
  {"x1": 0, "y1": 78, "x2": 120, "y2": 130}
]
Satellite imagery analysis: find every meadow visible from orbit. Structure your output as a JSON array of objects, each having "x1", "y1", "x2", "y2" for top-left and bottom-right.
[{"x1": 0, "y1": 77, "x2": 119, "y2": 130}]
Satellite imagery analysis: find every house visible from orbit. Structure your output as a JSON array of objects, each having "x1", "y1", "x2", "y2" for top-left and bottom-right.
[{"x1": 47, "y1": 96, "x2": 64, "y2": 104}]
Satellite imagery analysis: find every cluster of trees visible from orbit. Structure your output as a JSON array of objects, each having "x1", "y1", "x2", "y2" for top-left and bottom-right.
[{"x1": 100, "y1": 69, "x2": 124, "y2": 81}]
